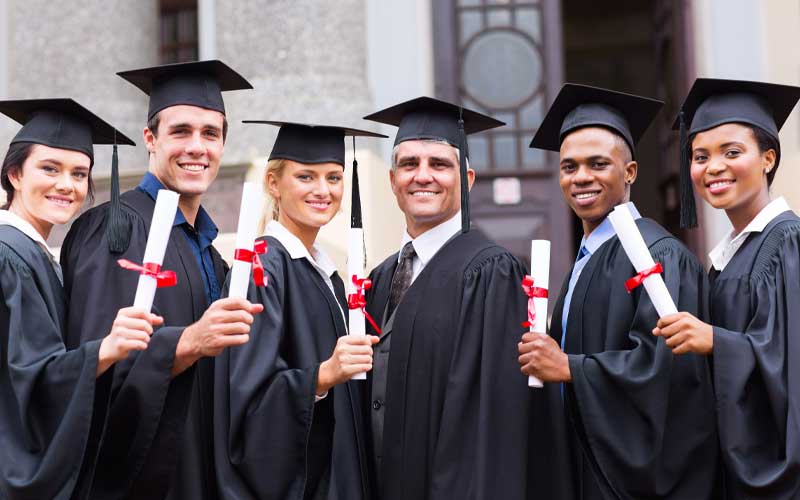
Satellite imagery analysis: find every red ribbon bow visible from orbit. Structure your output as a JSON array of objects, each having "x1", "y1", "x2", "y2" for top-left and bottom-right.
[
  {"x1": 348, "y1": 275, "x2": 382, "y2": 335},
  {"x1": 521, "y1": 275, "x2": 548, "y2": 329},
  {"x1": 233, "y1": 239, "x2": 269, "y2": 287},
  {"x1": 117, "y1": 259, "x2": 177, "y2": 288},
  {"x1": 624, "y1": 262, "x2": 663, "y2": 293}
]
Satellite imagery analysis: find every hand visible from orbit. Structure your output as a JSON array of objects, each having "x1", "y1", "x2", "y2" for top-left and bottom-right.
[
  {"x1": 173, "y1": 297, "x2": 265, "y2": 375},
  {"x1": 517, "y1": 332, "x2": 572, "y2": 383},
  {"x1": 97, "y1": 307, "x2": 164, "y2": 376},
  {"x1": 317, "y1": 335, "x2": 380, "y2": 394},
  {"x1": 652, "y1": 312, "x2": 713, "y2": 355}
]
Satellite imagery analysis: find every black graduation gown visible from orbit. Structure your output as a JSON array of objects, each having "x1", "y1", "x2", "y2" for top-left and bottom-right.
[
  {"x1": 549, "y1": 218, "x2": 719, "y2": 499},
  {"x1": 709, "y1": 210, "x2": 800, "y2": 499},
  {"x1": 60, "y1": 189, "x2": 228, "y2": 500},
  {"x1": 213, "y1": 237, "x2": 371, "y2": 500},
  {"x1": 364, "y1": 230, "x2": 544, "y2": 500},
  {"x1": 0, "y1": 225, "x2": 112, "y2": 500}
]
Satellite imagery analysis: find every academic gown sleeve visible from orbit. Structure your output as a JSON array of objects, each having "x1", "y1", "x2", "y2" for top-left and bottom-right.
[
  {"x1": 427, "y1": 251, "x2": 538, "y2": 499},
  {"x1": 59, "y1": 206, "x2": 190, "y2": 497},
  {"x1": 566, "y1": 238, "x2": 716, "y2": 498},
  {"x1": 0, "y1": 241, "x2": 111, "y2": 500},
  {"x1": 214, "y1": 248, "x2": 333, "y2": 500},
  {"x1": 712, "y1": 224, "x2": 800, "y2": 498}
]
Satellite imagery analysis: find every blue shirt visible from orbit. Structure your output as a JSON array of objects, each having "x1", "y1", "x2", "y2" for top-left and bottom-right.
[
  {"x1": 137, "y1": 172, "x2": 221, "y2": 304},
  {"x1": 561, "y1": 202, "x2": 641, "y2": 349}
]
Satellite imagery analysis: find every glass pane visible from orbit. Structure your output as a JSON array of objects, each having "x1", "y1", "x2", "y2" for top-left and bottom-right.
[
  {"x1": 520, "y1": 95, "x2": 544, "y2": 130},
  {"x1": 461, "y1": 96, "x2": 488, "y2": 115},
  {"x1": 494, "y1": 111, "x2": 516, "y2": 130},
  {"x1": 494, "y1": 134, "x2": 517, "y2": 169},
  {"x1": 515, "y1": 7, "x2": 542, "y2": 43},
  {"x1": 462, "y1": 31, "x2": 542, "y2": 108},
  {"x1": 487, "y1": 8, "x2": 511, "y2": 27},
  {"x1": 459, "y1": 0, "x2": 481, "y2": 5},
  {"x1": 522, "y1": 145, "x2": 546, "y2": 170},
  {"x1": 468, "y1": 136, "x2": 489, "y2": 171},
  {"x1": 459, "y1": 11, "x2": 483, "y2": 45},
  {"x1": 161, "y1": 13, "x2": 176, "y2": 44},
  {"x1": 178, "y1": 10, "x2": 197, "y2": 41}
]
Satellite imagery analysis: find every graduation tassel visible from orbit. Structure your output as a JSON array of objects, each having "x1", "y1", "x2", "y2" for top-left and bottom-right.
[
  {"x1": 350, "y1": 137, "x2": 366, "y2": 268},
  {"x1": 105, "y1": 132, "x2": 132, "y2": 253},
  {"x1": 678, "y1": 110, "x2": 698, "y2": 229},
  {"x1": 458, "y1": 107, "x2": 470, "y2": 234}
]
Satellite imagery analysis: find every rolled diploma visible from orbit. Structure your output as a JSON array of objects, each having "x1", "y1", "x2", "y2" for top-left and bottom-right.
[
  {"x1": 228, "y1": 182, "x2": 264, "y2": 298},
  {"x1": 348, "y1": 228, "x2": 367, "y2": 380},
  {"x1": 133, "y1": 189, "x2": 179, "y2": 311},
  {"x1": 528, "y1": 240, "x2": 550, "y2": 388},
  {"x1": 607, "y1": 205, "x2": 678, "y2": 318}
]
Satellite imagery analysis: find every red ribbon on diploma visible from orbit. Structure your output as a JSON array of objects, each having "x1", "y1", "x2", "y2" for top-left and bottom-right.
[
  {"x1": 348, "y1": 275, "x2": 382, "y2": 335},
  {"x1": 624, "y1": 262, "x2": 663, "y2": 293},
  {"x1": 521, "y1": 275, "x2": 548, "y2": 328},
  {"x1": 233, "y1": 240, "x2": 269, "y2": 287},
  {"x1": 117, "y1": 259, "x2": 177, "y2": 288}
]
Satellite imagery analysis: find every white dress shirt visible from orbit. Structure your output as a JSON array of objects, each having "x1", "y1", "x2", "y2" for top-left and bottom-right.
[
  {"x1": 398, "y1": 211, "x2": 462, "y2": 284},
  {"x1": 708, "y1": 197, "x2": 792, "y2": 271}
]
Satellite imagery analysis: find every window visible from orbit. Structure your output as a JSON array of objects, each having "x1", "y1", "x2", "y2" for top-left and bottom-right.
[{"x1": 160, "y1": 0, "x2": 198, "y2": 63}]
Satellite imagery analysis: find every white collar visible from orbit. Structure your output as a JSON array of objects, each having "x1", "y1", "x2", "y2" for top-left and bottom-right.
[
  {"x1": 709, "y1": 197, "x2": 792, "y2": 271},
  {"x1": 265, "y1": 220, "x2": 337, "y2": 277},
  {"x1": 0, "y1": 209, "x2": 57, "y2": 259},
  {"x1": 398, "y1": 211, "x2": 462, "y2": 266}
]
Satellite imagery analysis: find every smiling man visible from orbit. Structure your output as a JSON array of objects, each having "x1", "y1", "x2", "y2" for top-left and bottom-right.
[
  {"x1": 522, "y1": 84, "x2": 720, "y2": 499},
  {"x1": 362, "y1": 97, "x2": 545, "y2": 500},
  {"x1": 59, "y1": 61, "x2": 260, "y2": 500}
]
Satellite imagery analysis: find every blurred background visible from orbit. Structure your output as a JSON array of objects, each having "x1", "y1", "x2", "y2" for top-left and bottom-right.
[{"x1": 0, "y1": 0, "x2": 798, "y2": 289}]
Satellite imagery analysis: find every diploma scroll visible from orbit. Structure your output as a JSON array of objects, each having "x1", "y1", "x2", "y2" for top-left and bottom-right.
[
  {"x1": 525, "y1": 240, "x2": 550, "y2": 388},
  {"x1": 607, "y1": 205, "x2": 678, "y2": 318},
  {"x1": 347, "y1": 228, "x2": 367, "y2": 380},
  {"x1": 132, "y1": 189, "x2": 179, "y2": 311},
  {"x1": 229, "y1": 182, "x2": 265, "y2": 298}
]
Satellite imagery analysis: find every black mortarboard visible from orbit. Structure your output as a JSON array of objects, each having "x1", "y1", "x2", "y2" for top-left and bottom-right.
[
  {"x1": 243, "y1": 121, "x2": 387, "y2": 167},
  {"x1": 363, "y1": 96, "x2": 505, "y2": 233},
  {"x1": 529, "y1": 83, "x2": 663, "y2": 155},
  {"x1": 243, "y1": 121, "x2": 387, "y2": 229},
  {"x1": 117, "y1": 60, "x2": 252, "y2": 120},
  {"x1": 674, "y1": 78, "x2": 800, "y2": 228},
  {"x1": 0, "y1": 98, "x2": 135, "y2": 162}
]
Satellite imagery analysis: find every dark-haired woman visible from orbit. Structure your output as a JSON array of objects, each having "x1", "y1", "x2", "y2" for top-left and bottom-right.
[
  {"x1": 654, "y1": 79, "x2": 800, "y2": 499},
  {"x1": 0, "y1": 100, "x2": 162, "y2": 500}
]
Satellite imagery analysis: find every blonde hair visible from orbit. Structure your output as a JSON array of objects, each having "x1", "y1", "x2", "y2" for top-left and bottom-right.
[{"x1": 258, "y1": 158, "x2": 289, "y2": 234}]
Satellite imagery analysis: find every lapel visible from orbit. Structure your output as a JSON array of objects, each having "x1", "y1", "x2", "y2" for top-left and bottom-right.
[
  {"x1": 304, "y1": 260, "x2": 348, "y2": 339},
  {"x1": 549, "y1": 275, "x2": 571, "y2": 347},
  {"x1": 563, "y1": 245, "x2": 606, "y2": 355},
  {"x1": 369, "y1": 257, "x2": 398, "y2": 337}
]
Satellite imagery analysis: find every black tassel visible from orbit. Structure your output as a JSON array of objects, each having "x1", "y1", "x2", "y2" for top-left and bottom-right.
[
  {"x1": 105, "y1": 141, "x2": 132, "y2": 253},
  {"x1": 458, "y1": 108, "x2": 470, "y2": 234},
  {"x1": 351, "y1": 137, "x2": 362, "y2": 229},
  {"x1": 678, "y1": 110, "x2": 698, "y2": 229}
]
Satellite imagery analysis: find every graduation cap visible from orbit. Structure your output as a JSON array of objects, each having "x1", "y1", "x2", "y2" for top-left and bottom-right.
[
  {"x1": 243, "y1": 121, "x2": 387, "y2": 229},
  {"x1": 529, "y1": 83, "x2": 663, "y2": 156},
  {"x1": 363, "y1": 96, "x2": 505, "y2": 233},
  {"x1": 674, "y1": 78, "x2": 800, "y2": 228},
  {"x1": 117, "y1": 59, "x2": 253, "y2": 120},
  {"x1": 0, "y1": 98, "x2": 135, "y2": 162}
]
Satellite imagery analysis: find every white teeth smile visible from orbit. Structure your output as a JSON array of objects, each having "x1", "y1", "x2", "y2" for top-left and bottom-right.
[
  {"x1": 575, "y1": 192, "x2": 598, "y2": 200},
  {"x1": 709, "y1": 181, "x2": 733, "y2": 188},
  {"x1": 179, "y1": 164, "x2": 206, "y2": 172},
  {"x1": 412, "y1": 191, "x2": 437, "y2": 197},
  {"x1": 307, "y1": 201, "x2": 330, "y2": 209},
  {"x1": 47, "y1": 197, "x2": 71, "y2": 207}
]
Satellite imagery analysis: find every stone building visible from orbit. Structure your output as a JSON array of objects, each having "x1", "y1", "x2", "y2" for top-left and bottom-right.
[{"x1": 0, "y1": 0, "x2": 798, "y2": 291}]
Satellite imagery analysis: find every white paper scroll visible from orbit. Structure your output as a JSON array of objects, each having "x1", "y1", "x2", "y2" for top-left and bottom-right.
[
  {"x1": 228, "y1": 182, "x2": 265, "y2": 298},
  {"x1": 607, "y1": 204, "x2": 678, "y2": 318},
  {"x1": 133, "y1": 189, "x2": 179, "y2": 311},
  {"x1": 347, "y1": 228, "x2": 368, "y2": 380},
  {"x1": 527, "y1": 240, "x2": 550, "y2": 388}
]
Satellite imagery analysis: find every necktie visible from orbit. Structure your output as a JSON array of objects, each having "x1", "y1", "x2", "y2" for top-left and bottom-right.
[
  {"x1": 561, "y1": 245, "x2": 589, "y2": 350},
  {"x1": 386, "y1": 242, "x2": 416, "y2": 319}
]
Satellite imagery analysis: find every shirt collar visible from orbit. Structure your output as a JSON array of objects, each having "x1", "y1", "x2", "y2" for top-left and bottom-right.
[
  {"x1": 399, "y1": 211, "x2": 461, "y2": 266},
  {"x1": 709, "y1": 197, "x2": 791, "y2": 270},
  {"x1": 580, "y1": 202, "x2": 641, "y2": 256},
  {"x1": 0, "y1": 209, "x2": 57, "y2": 259},
  {"x1": 138, "y1": 172, "x2": 218, "y2": 240},
  {"x1": 266, "y1": 220, "x2": 337, "y2": 277}
]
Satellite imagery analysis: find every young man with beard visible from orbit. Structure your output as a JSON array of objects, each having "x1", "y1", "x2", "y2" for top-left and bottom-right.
[
  {"x1": 520, "y1": 84, "x2": 719, "y2": 499},
  {"x1": 60, "y1": 60, "x2": 262, "y2": 500}
]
